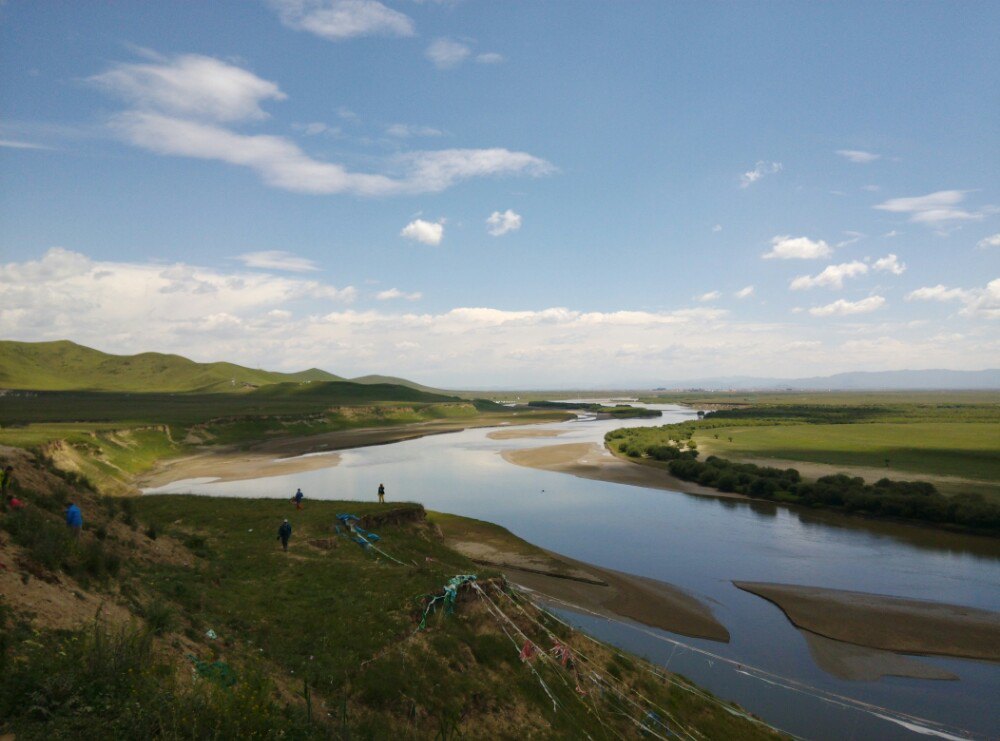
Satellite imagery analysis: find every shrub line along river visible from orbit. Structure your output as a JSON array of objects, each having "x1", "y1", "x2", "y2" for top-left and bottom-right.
[{"x1": 146, "y1": 404, "x2": 1000, "y2": 740}]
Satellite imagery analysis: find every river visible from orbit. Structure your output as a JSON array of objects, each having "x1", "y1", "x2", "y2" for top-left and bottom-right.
[{"x1": 145, "y1": 404, "x2": 1000, "y2": 740}]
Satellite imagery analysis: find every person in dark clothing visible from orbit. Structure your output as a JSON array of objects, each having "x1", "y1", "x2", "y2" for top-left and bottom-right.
[
  {"x1": 377, "y1": 483, "x2": 385, "y2": 504},
  {"x1": 0, "y1": 466, "x2": 13, "y2": 511},
  {"x1": 277, "y1": 518, "x2": 292, "y2": 551},
  {"x1": 291, "y1": 488, "x2": 304, "y2": 510}
]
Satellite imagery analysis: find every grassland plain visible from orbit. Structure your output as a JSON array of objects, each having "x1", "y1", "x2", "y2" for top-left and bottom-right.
[
  {"x1": 0, "y1": 447, "x2": 781, "y2": 740},
  {"x1": 605, "y1": 399, "x2": 1000, "y2": 533}
]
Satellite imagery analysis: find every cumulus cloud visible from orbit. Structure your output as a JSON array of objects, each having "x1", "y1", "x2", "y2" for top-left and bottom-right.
[
  {"x1": 712, "y1": 224, "x2": 722, "y2": 233},
  {"x1": 696, "y1": 291, "x2": 721, "y2": 302},
  {"x1": 401, "y1": 219, "x2": 444, "y2": 245},
  {"x1": 790, "y1": 261, "x2": 868, "y2": 290},
  {"x1": 874, "y1": 190, "x2": 984, "y2": 226},
  {"x1": 486, "y1": 209, "x2": 522, "y2": 236},
  {"x1": 426, "y1": 38, "x2": 471, "y2": 68},
  {"x1": 376, "y1": 288, "x2": 422, "y2": 301},
  {"x1": 739, "y1": 161, "x2": 782, "y2": 188},
  {"x1": 906, "y1": 279, "x2": 1000, "y2": 319},
  {"x1": 808, "y1": 296, "x2": 886, "y2": 317},
  {"x1": 762, "y1": 235, "x2": 832, "y2": 260},
  {"x1": 977, "y1": 233, "x2": 1000, "y2": 249},
  {"x1": 270, "y1": 0, "x2": 415, "y2": 40},
  {"x1": 872, "y1": 253, "x2": 906, "y2": 275},
  {"x1": 836, "y1": 149, "x2": 880, "y2": 164},
  {"x1": 90, "y1": 54, "x2": 286, "y2": 122},
  {"x1": 236, "y1": 251, "x2": 319, "y2": 272},
  {"x1": 735, "y1": 285, "x2": 754, "y2": 299}
]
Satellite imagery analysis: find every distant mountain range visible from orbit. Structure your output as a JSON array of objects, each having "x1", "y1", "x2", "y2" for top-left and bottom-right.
[
  {"x1": 0, "y1": 340, "x2": 444, "y2": 394},
  {"x1": 655, "y1": 369, "x2": 1000, "y2": 391}
]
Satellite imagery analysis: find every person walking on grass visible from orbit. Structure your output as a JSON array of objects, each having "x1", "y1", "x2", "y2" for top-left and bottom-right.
[
  {"x1": 291, "y1": 488, "x2": 304, "y2": 510},
  {"x1": 65, "y1": 501, "x2": 83, "y2": 538},
  {"x1": 377, "y1": 483, "x2": 385, "y2": 504},
  {"x1": 277, "y1": 518, "x2": 292, "y2": 552}
]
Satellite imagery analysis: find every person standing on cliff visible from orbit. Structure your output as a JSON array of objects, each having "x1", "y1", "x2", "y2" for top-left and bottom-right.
[
  {"x1": 277, "y1": 518, "x2": 292, "y2": 552},
  {"x1": 377, "y1": 483, "x2": 385, "y2": 504},
  {"x1": 0, "y1": 465, "x2": 13, "y2": 510},
  {"x1": 291, "y1": 488, "x2": 304, "y2": 510},
  {"x1": 65, "y1": 501, "x2": 83, "y2": 538}
]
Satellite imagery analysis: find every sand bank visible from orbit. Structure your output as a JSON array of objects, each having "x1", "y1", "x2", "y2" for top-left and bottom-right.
[
  {"x1": 735, "y1": 581, "x2": 1000, "y2": 661},
  {"x1": 431, "y1": 512, "x2": 729, "y2": 642},
  {"x1": 502, "y1": 442, "x2": 740, "y2": 499},
  {"x1": 486, "y1": 428, "x2": 568, "y2": 440},
  {"x1": 800, "y1": 632, "x2": 956, "y2": 681}
]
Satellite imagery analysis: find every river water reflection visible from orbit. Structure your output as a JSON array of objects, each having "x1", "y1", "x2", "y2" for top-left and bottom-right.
[{"x1": 146, "y1": 405, "x2": 999, "y2": 739}]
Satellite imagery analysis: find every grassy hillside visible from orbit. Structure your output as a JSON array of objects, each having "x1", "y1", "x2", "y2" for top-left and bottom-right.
[
  {"x1": 0, "y1": 339, "x2": 343, "y2": 392},
  {"x1": 0, "y1": 449, "x2": 780, "y2": 740},
  {"x1": 349, "y1": 374, "x2": 447, "y2": 395}
]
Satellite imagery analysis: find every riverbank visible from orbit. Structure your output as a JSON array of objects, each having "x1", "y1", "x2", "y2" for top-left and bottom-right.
[
  {"x1": 139, "y1": 417, "x2": 569, "y2": 488},
  {"x1": 430, "y1": 512, "x2": 729, "y2": 642},
  {"x1": 501, "y1": 442, "x2": 741, "y2": 499}
]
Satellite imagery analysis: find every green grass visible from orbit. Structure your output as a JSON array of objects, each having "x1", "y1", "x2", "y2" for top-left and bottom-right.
[
  {"x1": 696, "y1": 422, "x2": 1000, "y2": 481},
  {"x1": 640, "y1": 390, "x2": 1000, "y2": 407}
]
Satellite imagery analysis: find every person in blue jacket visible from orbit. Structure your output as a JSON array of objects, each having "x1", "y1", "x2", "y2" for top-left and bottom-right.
[
  {"x1": 65, "y1": 501, "x2": 83, "y2": 538},
  {"x1": 291, "y1": 488, "x2": 304, "y2": 510},
  {"x1": 277, "y1": 518, "x2": 292, "y2": 551}
]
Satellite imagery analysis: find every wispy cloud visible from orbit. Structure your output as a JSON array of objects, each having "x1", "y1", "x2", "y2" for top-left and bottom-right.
[
  {"x1": 712, "y1": 224, "x2": 722, "y2": 233},
  {"x1": 735, "y1": 285, "x2": 754, "y2": 299},
  {"x1": 808, "y1": 296, "x2": 885, "y2": 316},
  {"x1": 90, "y1": 53, "x2": 286, "y2": 122},
  {"x1": 874, "y1": 190, "x2": 984, "y2": 226},
  {"x1": 977, "y1": 233, "x2": 1000, "y2": 250},
  {"x1": 836, "y1": 149, "x2": 880, "y2": 164},
  {"x1": 386, "y1": 123, "x2": 443, "y2": 138},
  {"x1": 790, "y1": 261, "x2": 868, "y2": 290},
  {"x1": 907, "y1": 280, "x2": 1000, "y2": 319},
  {"x1": 0, "y1": 139, "x2": 53, "y2": 150},
  {"x1": 486, "y1": 209, "x2": 522, "y2": 236},
  {"x1": 376, "y1": 287, "x2": 422, "y2": 301},
  {"x1": 696, "y1": 291, "x2": 721, "y2": 302},
  {"x1": 236, "y1": 250, "x2": 319, "y2": 272},
  {"x1": 476, "y1": 52, "x2": 504, "y2": 64},
  {"x1": 270, "y1": 0, "x2": 415, "y2": 40},
  {"x1": 401, "y1": 218, "x2": 444, "y2": 245},
  {"x1": 426, "y1": 38, "x2": 471, "y2": 69},
  {"x1": 762, "y1": 235, "x2": 832, "y2": 260},
  {"x1": 739, "y1": 161, "x2": 782, "y2": 188}
]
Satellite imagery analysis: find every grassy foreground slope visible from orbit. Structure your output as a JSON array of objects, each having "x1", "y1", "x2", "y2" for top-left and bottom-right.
[
  {"x1": 0, "y1": 447, "x2": 779, "y2": 740},
  {"x1": 0, "y1": 339, "x2": 343, "y2": 392}
]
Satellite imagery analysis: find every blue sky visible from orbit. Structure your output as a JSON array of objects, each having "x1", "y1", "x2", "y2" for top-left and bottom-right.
[{"x1": 1, "y1": 1, "x2": 998, "y2": 387}]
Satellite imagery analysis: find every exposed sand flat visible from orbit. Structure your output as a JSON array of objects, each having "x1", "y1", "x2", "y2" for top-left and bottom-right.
[
  {"x1": 140, "y1": 450, "x2": 342, "y2": 487},
  {"x1": 502, "y1": 442, "x2": 740, "y2": 499},
  {"x1": 734, "y1": 582, "x2": 1000, "y2": 661},
  {"x1": 431, "y1": 512, "x2": 729, "y2": 642},
  {"x1": 800, "y1": 631, "x2": 957, "y2": 682},
  {"x1": 486, "y1": 428, "x2": 568, "y2": 440}
]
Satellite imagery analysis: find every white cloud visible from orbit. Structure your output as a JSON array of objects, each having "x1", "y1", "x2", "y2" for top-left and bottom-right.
[
  {"x1": 735, "y1": 285, "x2": 754, "y2": 299},
  {"x1": 862, "y1": 184, "x2": 881, "y2": 192},
  {"x1": 111, "y1": 112, "x2": 553, "y2": 196},
  {"x1": 808, "y1": 296, "x2": 885, "y2": 317},
  {"x1": 0, "y1": 139, "x2": 53, "y2": 150},
  {"x1": 712, "y1": 224, "x2": 722, "y2": 233},
  {"x1": 386, "y1": 123, "x2": 443, "y2": 138},
  {"x1": 376, "y1": 288, "x2": 422, "y2": 301},
  {"x1": 883, "y1": 229, "x2": 901, "y2": 238},
  {"x1": 426, "y1": 38, "x2": 471, "y2": 69},
  {"x1": 872, "y1": 253, "x2": 906, "y2": 275},
  {"x1": 874, "y1": 190, "x2": 984, "y2": 226},
  {"x1": 906, "y1": 279, "x2": 1000, "y2": 319},
  {"x1": 401, "y1": 219, "x2": 444, "y2": 245},
  {"x1": 696, "y1": 291, "x2": 721, "y2": 302},
  {"x1": 977, "y1": 233, "x2": 1000, "y2": 249},
  {"x1": 836, "y1": 149, "x2": 880, "y2": 164},
  {"x1": 270, "y1": 0, "x2": 415, "y2": 40},
  {"x1": 739, "y1": 161, "x2": 782, "y2": 188},
  {"x1": 790, "y1": 261, "x2": 868, "y2": 290},
  {"x1": 486, "y1": 209, "x2": 522, "y2": 236},
  {"x1": 476, "y1": 52, "x2": 504, "y2": 64},
  {"x1": 90, "y1": 54, "x2": 286, "y2": 122},
  {"x1": 236, "y1": 251, "x2": 319, "y2": 272},
  {"x1": 762, "y1": 235, "x2": 833, "y2": 260}
]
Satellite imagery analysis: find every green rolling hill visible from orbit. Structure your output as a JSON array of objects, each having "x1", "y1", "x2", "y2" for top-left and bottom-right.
[{"x1": 0, "y1": 339, "x2": 344, "y2": 393}]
